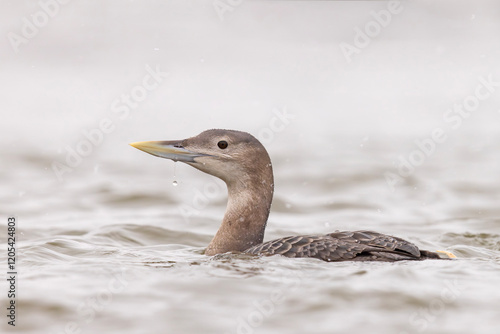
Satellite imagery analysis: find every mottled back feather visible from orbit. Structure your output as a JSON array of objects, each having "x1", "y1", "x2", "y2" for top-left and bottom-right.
[{"x1": 244, "y1": 230, "x2": 441, "y2": 262}]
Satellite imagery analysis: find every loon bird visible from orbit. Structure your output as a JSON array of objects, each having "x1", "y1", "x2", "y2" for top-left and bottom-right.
[{"x1": 131, "y1": 129, "x2": 452, "y2": 262}]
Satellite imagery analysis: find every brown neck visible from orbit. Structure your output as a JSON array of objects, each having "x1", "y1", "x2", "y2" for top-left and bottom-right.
[{"x1": 205, "y1": 166, "x2": 274, "y2": 255}]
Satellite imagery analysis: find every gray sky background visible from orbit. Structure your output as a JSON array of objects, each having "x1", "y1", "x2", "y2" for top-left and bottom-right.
[{"x1": 1, "y1": 1, "x2": 499, "y2": 161}]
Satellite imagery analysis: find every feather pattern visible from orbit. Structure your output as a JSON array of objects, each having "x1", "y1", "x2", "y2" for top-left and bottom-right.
[{"x1": 244, "y1": 230, "x2": 441, "y2": 262}]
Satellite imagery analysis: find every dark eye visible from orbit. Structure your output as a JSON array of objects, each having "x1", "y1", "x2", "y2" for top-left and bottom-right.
[{"x1": 217, "y1": 140, "x2": 228, "y2": 149}]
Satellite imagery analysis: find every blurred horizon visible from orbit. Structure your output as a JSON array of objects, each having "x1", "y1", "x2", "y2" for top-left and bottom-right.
[{"x1": 1, "y1": 0, "x2": 499, "y2": 180}]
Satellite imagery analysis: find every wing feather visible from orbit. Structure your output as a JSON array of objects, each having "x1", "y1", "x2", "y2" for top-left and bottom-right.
[{"x1": 244, "y1": 230, "x2": 430, "y2": 262}]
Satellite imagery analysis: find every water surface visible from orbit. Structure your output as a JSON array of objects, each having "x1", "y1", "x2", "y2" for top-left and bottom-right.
[{"x1": 1, "y1": 134, "x2": 499, "y2": 334}]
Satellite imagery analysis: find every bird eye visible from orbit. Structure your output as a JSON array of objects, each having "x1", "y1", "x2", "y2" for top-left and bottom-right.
[{"x1": 217, "y1": 140, "x2": 228, "y2": 149}]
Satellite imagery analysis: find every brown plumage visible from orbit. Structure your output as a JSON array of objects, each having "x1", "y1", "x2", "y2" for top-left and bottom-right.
[
  {"x1": 131, "y1": 129, "x2": 446, "y2": 262},
  {"x1": 245, "y1": 231, "x2": 441, "y2": 261}
]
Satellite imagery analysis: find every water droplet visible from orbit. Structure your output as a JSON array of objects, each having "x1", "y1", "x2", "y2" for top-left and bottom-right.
[{"x1": 172, "y1": 162, "x2": 178, "y2": 186}]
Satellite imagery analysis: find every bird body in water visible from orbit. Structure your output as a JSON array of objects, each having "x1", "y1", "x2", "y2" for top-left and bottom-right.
[{"x1": 131, "y1": 129, "x2": 452, "y2": 262}]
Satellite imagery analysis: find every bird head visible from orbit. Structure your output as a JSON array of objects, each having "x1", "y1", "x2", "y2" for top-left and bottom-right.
[{"x1": 130, "y1": 129, "x2": 273, "y2": 186}]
